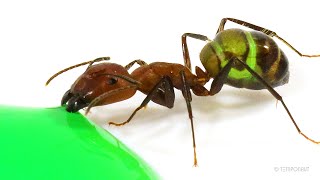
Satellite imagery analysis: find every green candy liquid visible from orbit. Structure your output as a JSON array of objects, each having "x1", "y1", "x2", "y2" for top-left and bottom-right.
[{"x1": 0, "y1": 105, "x2": 158, "y2": 180}]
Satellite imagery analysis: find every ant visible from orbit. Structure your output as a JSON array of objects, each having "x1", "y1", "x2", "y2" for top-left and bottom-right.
[
  {"x1": 46, "y1": 18, "x2": 320, "y2": 166},
  {"x1": 46, "y1": 56, "x2": 211, "y2": 166}
]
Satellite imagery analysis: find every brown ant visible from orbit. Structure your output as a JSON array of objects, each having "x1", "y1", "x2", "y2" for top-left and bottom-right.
[
  {"x1": 46, "y1": 53, "x2": 320, "y2": 166},
  {"x1": 46, "y1": 56, "x2": 215, "y2": 166}
]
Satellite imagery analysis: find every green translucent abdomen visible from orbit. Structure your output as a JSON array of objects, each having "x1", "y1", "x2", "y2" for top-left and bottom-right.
[{"x1": 200, "y1": 28, "x2": 289, "y2": 90}]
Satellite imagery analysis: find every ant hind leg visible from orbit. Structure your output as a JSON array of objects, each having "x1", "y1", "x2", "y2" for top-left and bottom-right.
[{"x1": 233, "y1": 57, "x2": 320, "y2": 144}]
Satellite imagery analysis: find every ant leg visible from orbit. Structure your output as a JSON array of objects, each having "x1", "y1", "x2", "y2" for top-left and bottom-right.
[
  {"x1": 205, "y1": 57, "x2": 319, "y2": 144},
  {"x1": 180, "y1": 70, "x2": 198, "y2": 166},
  {"x1": 46, "y1": 57, "x2": 110, "y2": 85},
  {"x1": 182, "y1": 33, "x2": 211, "y2": 70},
  {"x1": 85, "y1": 85, "x2": 138, "y2": 114},
  {"x1": 209, "y1": 58, "x2": 234, "y2": 96},
  {"x1": 186, "y1": 56, "x2": 234, "y2": 96},
  {"x1": 109, "y1": 76, "x2": 175, "y2": 126},
  {"x1": 217, "y1": 18, "x2": 320, "y2": 57},
  {"x1": 232, "y1": 57, "x2": 320, "y2": 144},
  {"x1": 188, "y1": 56, "x2": 234, "y2": 96},
  {"x1": 124, "y1": 59, "x2": 148, "y2": 70},
  {"x1": 190, "y1": 60, "x2": 233, "y2": 96}
]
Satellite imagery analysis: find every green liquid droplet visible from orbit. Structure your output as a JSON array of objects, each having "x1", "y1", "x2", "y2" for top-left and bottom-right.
[{"x1": 0, "y1": 105, "x2": 158, "y2": 180}]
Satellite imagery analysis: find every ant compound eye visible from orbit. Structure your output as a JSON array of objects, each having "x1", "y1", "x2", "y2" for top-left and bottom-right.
[{"x1": 107, "y1": 77, "x2": 118, "y2": 85}]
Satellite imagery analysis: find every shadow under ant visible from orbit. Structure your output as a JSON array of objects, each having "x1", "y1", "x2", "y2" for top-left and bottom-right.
[{"x1": 87, "y1": 87, "x2": 276, "y2": 129}]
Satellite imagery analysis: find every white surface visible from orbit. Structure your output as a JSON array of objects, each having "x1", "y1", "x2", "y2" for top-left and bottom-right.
[{"x1": 1, "y1": 0, "x2": 320, "y2": 179}]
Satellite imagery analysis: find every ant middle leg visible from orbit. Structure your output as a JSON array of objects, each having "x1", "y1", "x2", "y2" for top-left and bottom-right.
[
  {"x1": 217, "y1": 18, "x2": 320, "y2": 57},
  {"x1": 109, "y1": 76, "x2": 175, "y2": 126}
]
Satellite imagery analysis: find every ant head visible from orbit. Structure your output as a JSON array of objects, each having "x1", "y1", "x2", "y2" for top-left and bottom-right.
[{"x1": 62, "y1": 63, "x2": 138, "y2": 112}]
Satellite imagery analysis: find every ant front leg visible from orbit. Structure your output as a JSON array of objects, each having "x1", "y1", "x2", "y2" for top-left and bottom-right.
[
  {"x1": 217, "y1": 18, "x2": 320, "y2": 57},
  {"x1": 181, "y1": 33, "x2": 211, "y2": 70},
  {"x1": 109, "y1": 76, "x2": 175, "y2": 126},
  {"x1": 124, "y1": 59, "x2": 148, "y2": 70}
]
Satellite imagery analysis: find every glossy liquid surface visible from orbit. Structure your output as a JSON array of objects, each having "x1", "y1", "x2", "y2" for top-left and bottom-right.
[{"x1": 0, "y1": 105, "x2": 158, "y2": 180}]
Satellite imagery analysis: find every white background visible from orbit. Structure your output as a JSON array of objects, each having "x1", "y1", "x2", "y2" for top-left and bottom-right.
[{"x1": 1, "y1": 0, "x2": 320, "y2": 179}]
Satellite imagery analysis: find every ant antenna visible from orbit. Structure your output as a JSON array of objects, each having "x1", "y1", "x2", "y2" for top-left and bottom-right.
[{"x1": 45, "y1": 57, "x2": 110, "y2": 86}]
